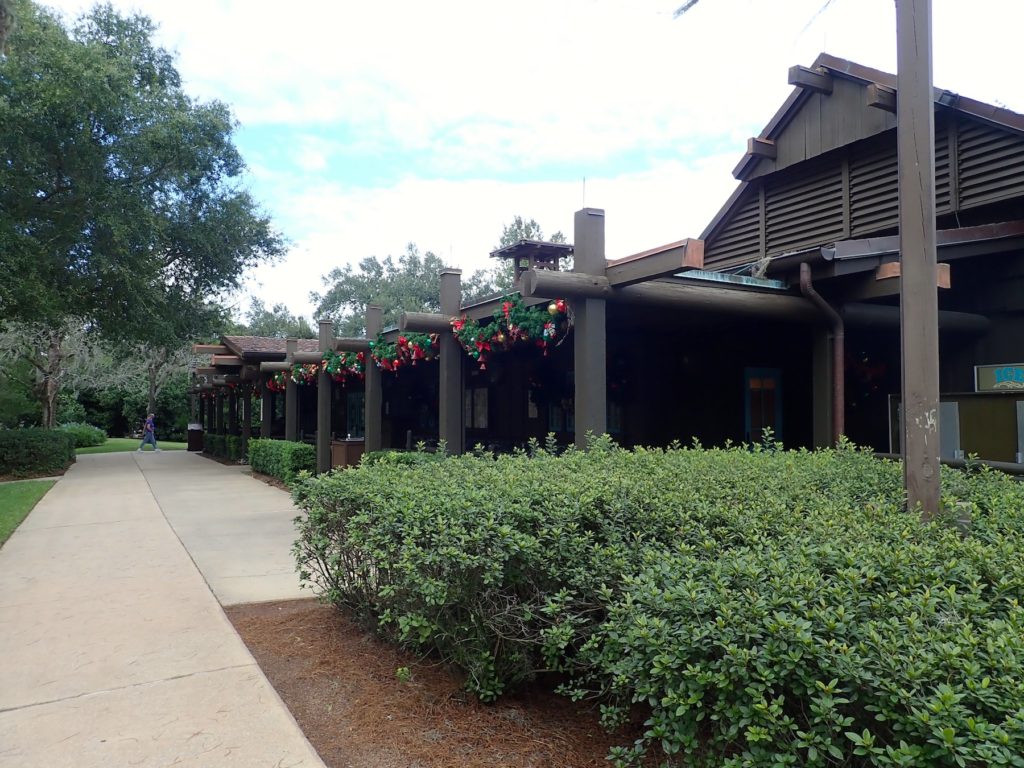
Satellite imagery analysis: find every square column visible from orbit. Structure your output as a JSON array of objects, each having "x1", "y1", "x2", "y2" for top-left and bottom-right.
[
  {"x1": 572, "y1": 208, "x2": 608, "y2": 448},
  {"x1": 215, "y1": 392, "x2": 225, "y2": 435},
  {"x1": 364, "y1": 306, "x2": 383, "y2": 452},
  {"x1": 285, "y1": 338, "x2": 299, "y2": 442},
  {"x1": 439, "y1": 269, "x2": 464, "y2": 455},
  {"x1": 241, "y1": 384, "x2": 252, "y2": 457},
  {"x1": 316, "y1": 319, "x2": 334, "y2": 473},
  {"x1": 260, "y1": 375, "x2": 273, "y2": 438},
  {"x1": 228, "y1": 388, "x2": 238, "y2": 435}
]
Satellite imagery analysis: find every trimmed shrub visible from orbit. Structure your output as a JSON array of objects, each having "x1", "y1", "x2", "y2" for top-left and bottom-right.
[
  {"x1": 292, "y1": 438, "x2": 1024, "y2": 767},
  {"x1": 0, "y1": 427, "x2": 76, "y2": 477},
  {"x1": 361, "y1": 449, "x2": 444, "y2": 467},
  {"x1": 58, "y1": 422, "x2": 106, "y2": 448},
  {"x1": 225, "y1": 435, "x2": 245, "y2": 462},
  {"x1": 203, "y1": 434, "x2": 226, "y2": 458},
  {"x1": 249, "y1": 438, "x2": 314, "y2": 484}
]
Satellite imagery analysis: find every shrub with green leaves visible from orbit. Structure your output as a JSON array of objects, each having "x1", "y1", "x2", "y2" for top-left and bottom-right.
[
  {"x1": 58, "y1": 422, "x2": 106, "y2": 448},
  {"x1": 0, "y1": 427, "x2": 76, "y2": 477},
  {"x1": 292, "y1": 438, "x2": 1024, "y2": 766},
  {"x1": 203, "y1": 434, "x2": 226, "y2": 458},
  {"x1": 361, "y1": 449, "x2": 444, "y2": 467},
  {"x1": 249, "y1": 438, "x2": 314, "y2": 484},
  {"x1": 225, "y1": 435, "x2": 245, "y2": 461}
]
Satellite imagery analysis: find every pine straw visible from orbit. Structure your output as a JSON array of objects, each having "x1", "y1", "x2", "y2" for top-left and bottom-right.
[{"x1": 227, "y1": 599, "x2": 648, "y2": 768}]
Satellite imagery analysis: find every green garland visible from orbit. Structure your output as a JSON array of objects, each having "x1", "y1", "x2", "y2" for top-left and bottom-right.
[
  {"x1": 451, "y1": 295, "x2": 570, "y2": 369},
  {"x1": 323, "y1": 349, "x2": 366, "y2": 384},
  {"x1": 369, "y1": 332, "x2": 438, "y2": 372},
  {"x1": 290, "y1": 362, "x2": 319, "y2": 386}
]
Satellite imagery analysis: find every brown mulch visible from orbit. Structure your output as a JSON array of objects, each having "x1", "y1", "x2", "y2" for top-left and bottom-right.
[
  {"x1": 226, "y1": 599, "x2": 646, "y2": 768},
  {"x1": 249, "y1": 470, "x2": 290, "y2": 491}
]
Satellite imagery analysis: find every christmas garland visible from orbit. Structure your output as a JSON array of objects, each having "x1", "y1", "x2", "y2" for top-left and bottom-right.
[
  {"x1": 267, "y1": 370, "x2": 289, "y2": 392},
  {"x1": 369, "y1": 332, "x2": 438, "y2": 373},
  {"x1": 451, "y1": 295, "x2": 570, "y2": 369},
  {"x1": 290, "y1": 363, "x2": 320, "y2": 386},
  {"x1": 323, "y1": 349, "x2": 366, "y2": 384}
]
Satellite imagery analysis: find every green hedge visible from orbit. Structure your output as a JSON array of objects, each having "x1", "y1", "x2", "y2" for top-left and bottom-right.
[
  {"x1": 361, "y1": 449, "x2": 444, "y2": 467},
  {"x1": 204, "y1": 434, "x2": 226, "y2": 458},
  {"x1": 0, "y1": 428, "x2": 76, "y2": 477},
  {"x1": 292, "y1": 438, "x2": 1024, "y2": 767},
  {"x1": 58, "y1": 422, "x2": 107, "y2": 448},
  {"x1": 226, "y1": 435, "x2": 244, "y2": 461},
  {"x1": 249, "y1": 438, "x2": 314, "y2": 484}
]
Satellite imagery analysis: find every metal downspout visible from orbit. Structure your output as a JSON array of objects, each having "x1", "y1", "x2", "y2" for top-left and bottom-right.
[{"x1": 800, "y1": 262, "x2": 845, "y2": 444}]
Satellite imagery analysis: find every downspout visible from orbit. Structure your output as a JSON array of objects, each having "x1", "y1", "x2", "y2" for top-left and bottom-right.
[{"x1": 800, "y1": 262, "x2": 845, "y2": 444}]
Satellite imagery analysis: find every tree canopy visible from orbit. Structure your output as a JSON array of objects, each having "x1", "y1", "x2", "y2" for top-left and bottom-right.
[
  {"x1": 0, "y1": 0, "x2": 285, "y2": 340},
  {"x1": 229, "y1": 298, "x2": 314, "y2": 339}
]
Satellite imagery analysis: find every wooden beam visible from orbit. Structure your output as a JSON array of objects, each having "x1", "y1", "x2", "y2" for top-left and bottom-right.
[
  {"x1": 193, "y1": 343, "x2": 228, "y2": 355},
  {"x1": 876, "y1": 261, "x2": 950, "y2": 288},
  {"x1": 866, "y1": 83, "x2": 897, "y2": 112},
  {"x1": 605, "y1": 239, "x2": 704, "y2": 287},
  {"x1": 292, "y1": 351, "x2": 322, "y2": 364},
  {"x1": 285, "y1": 339, "x2": 298, "y2": 442},
  {"x1": 195, "y1": 366, "x2": 218, "y2": 376},
  {"x1": 335, "y1": 337, "x2": 371, "y2": 353},
  {"x1": 400, "y1": 311, "x2": 451, "y2": 334},
  {"x1": 788, "y1": 65, "x2": 833, "y2": 95},
  {"x1": 210, "y1": 354, "x2": 242, "y2": 367},
  {"x1": 523, "y1": 268, "x2": 820, "y2": 322},
  {"x1": 439, "y1": 270, "x2": 464, "y2": 455},
  {"x1": 747, "y1": 137, "x2": 777, "y2": 159}
]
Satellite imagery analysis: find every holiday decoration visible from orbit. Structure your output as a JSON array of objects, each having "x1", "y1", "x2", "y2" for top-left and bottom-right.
[
  {"x1": 451, "y1": 294, "x2": 571, "y2": 369},
  {"x1": 369, "y1": 332, "x2": 439, "y2": 372},
  {"x1": 290, "y1": 363, "x2": 320, "y2": 386},
  {"x1": 267, "y1": 370, "x2": 289, "y2": 392},
  {"x1": 322, "y1": 349, "x2": 366, "y2": 384}
]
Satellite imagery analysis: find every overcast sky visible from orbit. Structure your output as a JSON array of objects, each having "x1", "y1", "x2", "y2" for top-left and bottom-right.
[{"x1": 43, "y1": 0, "x2": 1024, "y2": 321}]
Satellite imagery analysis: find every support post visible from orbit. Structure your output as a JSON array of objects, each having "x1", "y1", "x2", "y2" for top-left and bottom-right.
[
  {"x1": 365, "y1": 306, "x2": 383, "y2": 452},
  {"x1": 439, "y1": 269, "x2": 464, "y2": 454},
  {"x1": 316, "y1": 319, "x2": 333, "y2": 473},
  {"x1": 260, "y1": 375, "x2": 273, "y2": 438},
  {"x1": 228, "y1": 388, "x2": 238, "y2": 435},
  {"x1": 811, "y1": 329, "x2": 833, "y2": 449},
  {"x1": 573, "y1": 208, "x2": 608, "y2": 448},
  {"x1": 215, "y1": 391, "x2": 225, "y2": 435},
  {"x1": 198, "y1": 396, "x2": 205, "y2": 430},
  {"x1": 897, "y1": 0, "x2": 941, "y2": 519},
  {"x1": 241, "y1": 384, "x2": 252, "y2": 456},
  {"x1": 285, "y1": 338, "x2": 299, "y2": 442},
  {"x1": 206, "y1": 397, "x2": 215, "y2": 436}
]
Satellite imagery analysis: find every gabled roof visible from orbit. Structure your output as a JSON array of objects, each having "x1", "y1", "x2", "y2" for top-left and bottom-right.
[
  {"x1": 221, "y1": 335, "x2": 319, "y2": 360},
  {"x1": 728, "y1": 53, "x2": 1024, "y2": 185}
]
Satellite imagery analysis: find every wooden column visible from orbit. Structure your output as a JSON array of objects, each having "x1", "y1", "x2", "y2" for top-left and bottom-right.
[
  {"x1": 228, "y1": 388, "x2": 238, "y2": 435},
  {"x1": 206, "y1": 397, "x2": 215, "y2": 435},
  {"x1": 573, "y1": 208, "x2": 608, "y2": 448},
  {"x1": 241, "y1": 384, "x2": 252, "y2": 456},
  {"x1": 439, "y1": 269, "x2": 464, "y2": 454},
  {"x1": 198, "y1": 396, "x2": 205, "y2": 430},
  {"x1": 285, "y1": 338, "x2": 299, "y2": 442},
  {"x1": 897, "y1": 0, "x2": 941, "y2": 518},
  {"x1": 364, "y1": 306, "x2": 383, "y2": 452},
  {"x1": 316, "y1": 319, "x2": 333, "y2": 473},
  {"x1": 811, "y1": 329, "x2": 833, "y2": 449},
  {"x1": 215, "y1": 392, "x2": 225, "y2": 435},
  {"x1": 260, "y1": 375, "x2": 273, "y2": 438}
]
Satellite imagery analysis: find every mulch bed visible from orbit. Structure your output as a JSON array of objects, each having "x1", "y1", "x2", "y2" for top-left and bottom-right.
[{"x1": 226, "y1": 599, "x2": 647, "y2": 768}]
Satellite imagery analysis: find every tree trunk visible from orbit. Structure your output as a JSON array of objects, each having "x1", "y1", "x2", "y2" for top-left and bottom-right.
[
  {"x1": 147, "y1": 362, "x2": 158, "y2": 415},
  {"x1": 37, "y1": 330, "x2": 64, "y2": 429}
]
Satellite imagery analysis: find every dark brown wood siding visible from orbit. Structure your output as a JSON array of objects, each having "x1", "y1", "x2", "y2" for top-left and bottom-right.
[
  {"x1": 703, "y1": 191, "x2": 760, "y2": 269},
  {"x1": 958, "y1": 120, "x2": 1024, "y2": 208},
  {"x1": 765, "y1": 165, "x2": 844, "y2": 254}
]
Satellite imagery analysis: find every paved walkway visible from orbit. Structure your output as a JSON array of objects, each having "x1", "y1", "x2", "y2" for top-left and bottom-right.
[{"x1": 0, "y1": 451, "x2": 324, "y2": 768}]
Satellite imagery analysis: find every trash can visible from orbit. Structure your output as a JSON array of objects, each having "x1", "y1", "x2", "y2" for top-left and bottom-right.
[{"x1": 187, "y1": 423, "x2": 204, "y2": 452}]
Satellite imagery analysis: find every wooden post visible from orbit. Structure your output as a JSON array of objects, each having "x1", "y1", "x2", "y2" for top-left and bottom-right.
[
  {"x1": 260, "y1": 374, "x2": 273, "y2": 438},
  {"x1": 228, "y1": 388, "x2": 238, "y2": 435},
  {"x1": 812, "y1": 329, "x2": 833, "y2": 448},
  {"x1": 573, "y1": 208, "x2": 608, "y2": 448},
  {"x1": 215, "y1": 391, "x2": 225, "y2": 435},
  {"x1": 439, "y1": 269, "x2": 464, "y2": 454},
  {"x1": 285, "y1": 338, "x2": 299, "y2": 442},
  {"x1": 365, "y1": 306, "x2": 383, "y2": 452},
  {"x1": 897, "y1": 0, "x2": 941, "y2": 518},
  {"x1": 316, "y1": 319, "x2": 333, "y2": 473},
  {"x1": 206, "y1": 397, "x2": 215, "y2": 436},
  {"x1": 198, "y1": 395, "x2": 205, "y2": 430},
  {"x1": 241, "y1": 384, "x2": 252, "y2": 456}
]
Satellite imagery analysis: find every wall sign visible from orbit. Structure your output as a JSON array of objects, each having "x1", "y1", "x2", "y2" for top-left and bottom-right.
[{"x1": 975, "y1": 364, "x2": 1024, "y2": 392}]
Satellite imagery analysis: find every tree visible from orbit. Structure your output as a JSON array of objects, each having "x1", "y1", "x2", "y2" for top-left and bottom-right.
[
  {"x1": 0, "y1": 1, "x2": 285, "y2": 339},
  {"x1": 497, "y1": 215, "x2": 567, "y2": 248},
  {"x1": 463, "y1": 216, "x2": 570, "y2": 301},
  {"x1": 231, "y1": 298, "x2": 314, "y2": 338}
]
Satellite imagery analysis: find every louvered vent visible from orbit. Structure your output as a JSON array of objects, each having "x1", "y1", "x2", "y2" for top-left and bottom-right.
[
  {"x1": 935, "y1": 122, "x2": 951, "y2": 213},
  {"x1": 704, "y1": 192, "x2": 760, "y2": 270},
  {"x1": 850, "y1": 144, "x2": 897, "y2": 236},
  {"x1": 764, "y1": 166, "x2": 843, "y2": 254},
  {"x1": 959, "y1": 121, "x2": 1024, "y2": 209}
]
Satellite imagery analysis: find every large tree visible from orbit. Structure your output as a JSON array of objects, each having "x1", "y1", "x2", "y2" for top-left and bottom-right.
[
  {"x1": 0, "y1": 1, "x2": 285, "y2": 337},
  {"x1": 230, "y1": 298, "x2": 314, "y2": 339}
]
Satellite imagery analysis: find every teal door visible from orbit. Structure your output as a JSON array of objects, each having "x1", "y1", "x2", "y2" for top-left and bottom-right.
[{"x1": 745, "y1": 368, "x2": 783, "y2": 443}]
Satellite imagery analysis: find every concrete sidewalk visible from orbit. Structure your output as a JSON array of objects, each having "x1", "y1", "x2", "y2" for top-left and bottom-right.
[{"x1": 0, "y1": 451, "x2": 324, "y2": 768}]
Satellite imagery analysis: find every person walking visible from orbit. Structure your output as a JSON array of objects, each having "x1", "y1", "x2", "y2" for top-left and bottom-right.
[{"x1": 137, "y1": 413, "x2": 161, "y2": 452}]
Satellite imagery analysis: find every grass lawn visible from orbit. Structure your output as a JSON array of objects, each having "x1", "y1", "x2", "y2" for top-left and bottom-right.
[
  {"x1": 0, "y1": 480, "x2": 56, "y2": 546},
  {"x1": 78, "y1": 437, "x2": 188, "y2": 455}
]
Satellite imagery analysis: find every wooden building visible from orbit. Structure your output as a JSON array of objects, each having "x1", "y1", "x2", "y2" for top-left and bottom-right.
[{"x1": 194, "y1": 54, "x2": 1024, "y2": 471}]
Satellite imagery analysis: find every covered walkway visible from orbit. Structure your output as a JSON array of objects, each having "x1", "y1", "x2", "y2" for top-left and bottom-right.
[{"x1": 0, "y1": 451, "x2": 323, "y2": 767}]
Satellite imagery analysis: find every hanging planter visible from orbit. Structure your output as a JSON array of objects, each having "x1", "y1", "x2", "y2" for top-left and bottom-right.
[
  {"x1": 451, "y1": 295, "x2": 570, "y2": 370},
  {"x1": 323, "y1": 349, "x2": 366, "y2": 384},
  {"x1": 369, "y1": 332, "x2": 439, "y2": 373}
]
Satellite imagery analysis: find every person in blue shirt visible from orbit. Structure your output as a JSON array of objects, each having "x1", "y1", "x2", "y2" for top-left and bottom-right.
[{"x1": 137, "y1": 413, "x2": 161, "y2": 452}]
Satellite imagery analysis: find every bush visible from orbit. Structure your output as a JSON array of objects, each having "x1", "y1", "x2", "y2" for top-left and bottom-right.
[
  {"x1": 292, "y1": 437, "x2": 1024, "y2": 767},
  {"x1": 203, "y1": 434, "x2": 226, "y2": 458},
  {"x1": 361, "y1": 449, "x2": 444, "y2": 467},
  {"x1": 0, "y1": 427, "x2": 76, "y2": 477},
  {"x1": 58, "y1": 422, "x2": 107, "y2": 448},
  {"x1": 249, "y1": 438, "x2": 314, "y2": 484},
  {"x1": 225, "y1": 435, "x2": 245, "y2": 462}
]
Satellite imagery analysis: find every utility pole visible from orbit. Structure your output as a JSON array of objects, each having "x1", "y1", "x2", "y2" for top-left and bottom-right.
[{"x1": 896, "y1": 0, "x2": 941, "y2": 519}]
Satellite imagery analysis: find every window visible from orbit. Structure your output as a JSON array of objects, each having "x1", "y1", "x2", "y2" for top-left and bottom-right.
[{"x1": 464, "y1": 386, "x2": 488, "y2": 429}]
